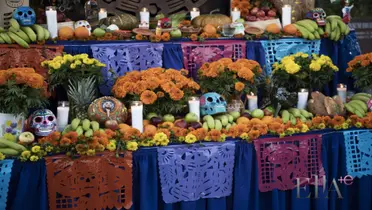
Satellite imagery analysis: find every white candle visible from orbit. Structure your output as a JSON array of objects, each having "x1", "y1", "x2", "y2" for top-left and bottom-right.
[
  {"x1": 46, "y1": 6, "x2": 58, "y2": 39},
  {"x1": 297, "y1": 88, "x2": 309, "y2": 109},
  {"x1": 131, "y1": 101, "x2": 143, "y2": 133},
  {"x1": 140, "y1": 7, "x2": 150, "y2": 29},
  {"x1": 98, "y1": 8, "x2": 107, "y2": 20},
  {"x1": 282, "y1": 5, "x2": 292, "y2": 27},
  {"x1": 188, "y1": 97, "x2": 200, "y2": 121},
  {"x1": 247, "y1": 93, "x2": 258, "y2": 111},
  {"x1": 190, "y1": 8, "x2": 200, "y2": 20},
  {"x1": 231, "y1": 7, "x2": 241, "y2": 23},
  {"x1": 57, "y1": 101, "x2": 69, "y2": 132},
  {"x1": 337, "y1": 84, "x2": 347, "y2": 103}
]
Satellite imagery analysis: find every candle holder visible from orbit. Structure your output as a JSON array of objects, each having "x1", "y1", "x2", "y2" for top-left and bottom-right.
[
  {"x1": 131, "y1": 101, "x2": 143, "y2": 133},
  {"x1": 139, "y1": 7, "x2": 150, "y2": 29},
  {"x1": 282, "y1": 4, "x2": 292, "y2": 27},
  {"x1": 190, "y1": 7, "x2": 200, "y2": 20},
  {"x1": 297, "y1": 88, "x2": 309, "y2": 109},
  {"x1": 337, "y1": 84, "x2": 347, "y2": 103},
  {"x1": 45, "y1": 6, "x2": 58, "y2": 39},
  {"x1": 57, "y1": 101, "x2": 69, "y2": 132},
  {"x1": 231, "y1": 7, "x2": 241, "y2": 23},
  {"x1": 247, "y1": 92, "x2": 258, "y2": 111},
  {"x1": 188, "y1": 97, "x2": 200, "y2": 121},
  {"x1": 98, "y1": 8, "x2": 107, "y2": 20}
]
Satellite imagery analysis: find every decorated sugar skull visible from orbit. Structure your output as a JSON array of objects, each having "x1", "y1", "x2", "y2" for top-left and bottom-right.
[
  {"x1": 200, "y1": 92, "x2": 227, "y2": 116},
  {"x1": 305, "y1": 8, "x2": 327, "y2": 26},
  {"x1": 29, "y1": 109, "x2": 57, "y2": 137},
  {"x1": 74, "y1": 20, "x2": 92, "y2": 34},
  {"x1": 12, "y1": 6, "x2": 36, "y2": 26}
]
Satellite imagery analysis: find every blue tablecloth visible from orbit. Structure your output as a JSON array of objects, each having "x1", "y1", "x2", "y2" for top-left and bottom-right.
[
  {"x1": 5, "y1": 129, "x2": 372, "y2": 210},
  {"x1": 53, "y1": 31, "x2": 360, "y2": 96}
]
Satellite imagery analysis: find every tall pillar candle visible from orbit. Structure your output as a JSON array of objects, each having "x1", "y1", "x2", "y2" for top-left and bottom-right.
[
  {"x1": 131, "y1": 101, "x2": 143, "y2": 133},
  {"x1": 98, "y1": 8, "x2": 107, "y2": 20},
  {"x1": 57, "y1": 101, "x2": 69, "y2": 131},
  {"x1": 281, "y1": 5, "x2": 292, "y2": 27},
  {"x1": 188, "y1": 97, "x2": 200, "y2": 121},
  {"x1": 247, "y1": 93, "x2": 258, "y2": 111},
  {"x1": 337, "y1": 84, "x2": 347, "y2": 103},
  {"x1": 297, "y1": 88, "x2": 309, "y2": 109},
  {"x1": 45, "y1": 6, "x2": 58, "y2": 39},
  {"x1": 139, "y1": 7, "x2": 150, "y2": 29},
  {"x1": 190, "y1": 8, "x2": 200, "y2": 20},
  {"x1": 231, "y1": 7, "x2": 241, "y2": 22}
]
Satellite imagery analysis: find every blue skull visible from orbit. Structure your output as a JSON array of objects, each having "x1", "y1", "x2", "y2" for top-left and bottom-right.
[
  {"x1": 200, "y1": 92, "x2": 227, "y2": 116},
  {"x1": 13, "y1": 6, "x2": 36, "y2": 26}
]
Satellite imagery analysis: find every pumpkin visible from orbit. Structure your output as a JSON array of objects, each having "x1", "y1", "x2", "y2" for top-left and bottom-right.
[
  {"x1": 192, "y1": 14, "x2": 231, "y2": 28},
  {"x1": 203, "y1": 24, "x2": 217, "y2": 34},
  {"x1": 266, "y1": 23, "x2": 281, "y2": 34},
  {"x1": 283, "y1": 24, "x2": 298, "y2": 35},
  {"x1": 100, "y1": 13, "x2": 138, "y2": 30}
]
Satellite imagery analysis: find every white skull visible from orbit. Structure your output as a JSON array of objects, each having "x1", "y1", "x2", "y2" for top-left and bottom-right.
[
  {"x1": 74, "y1": 20, "x2": 92, "y2": 34},
  {"x1": 29, "y1": 109, "x2": 57, "y2": 137}
]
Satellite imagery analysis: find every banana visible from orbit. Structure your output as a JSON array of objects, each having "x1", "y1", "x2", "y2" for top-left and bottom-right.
[
  {"x1": 313, "y1": 30, "x2": 320, "y2": 39},
  {"x1": 82, "y1": 119, "x2": 91, "y2": 131},
  {"x1": 330, "y1": 29, "x2": 336, "y2": 41},
  {"x1": 336, "y1": 19, "x2": 347, "y2": 34},
  {"x1": 308, "y1": 33, "x2": 315, "y2": 40},
  {"x1": 294, "y1": 24, "x2": 311, "y2": 39},
  {"x1": 9, "y1": 18, "x2": 20, "y2": 30},
  {"x1": 296, "y1": 20, "x2": 316, "y2": 32},
  {"x1": 8, "y1": 26, "x2": 18, "y2": 33},
  {"x1": 43, "y1": 28, "x2": 50, "y2": 40},
  {"x1": 353, "y1": 93, "x2": 372, "y2": 99},
  {"x1": 355, "y1": 110, "x2": 365, "y2": 118},
  {"x1": 220, "y1": 115, "x2": 229, "y2": 126},
  {"x1": 300, "y1": 109, "x2": 310, "y2": 118},
  {"x1": 0, "y1": 36, "x2": 4, "y2": 44},
  {"x1": 71, "y1": 118, "x2": 81, "y2": 130},
  {"x1": 202, "y1": 122, "x2": 209, "y2": 131},
  {"x1": 281, "y1": 110, "x2": 290, "y2": 123},
  {"x1": 7, "y1": 32, "x2": 29, "y2": 48},
  {"x1": 345, "y1": 26, "x2": 350, "y2": 35},
  {"x1": 214, "y1": 119, "x2": 222, "y2": 131},
  {"x1": 225, "y1": 123, "x2": 232, "y2": 131},
  {"x1": 317, "y1": 27, "x2": 325, "y2": 36},
  {"x1": 299, "y1": 115, "x2": 307, "y2": 122},
  {"x1": 334, "y1": 27, "x2": 340, "y2": 41},
  {"x1": 288, "y1": 108, "x2": 301, "y2": 118},
  {"x1": 0, "y1": 33, "x2": 12, "y2": 44},
  {"x1": 204, "y1": 115, "x2": 215, "y2": 129},
  {"x1": 330, "y1": 19, "x2": 338, "y2": 31},
  {"x1": 351, "y1": 95, "x2": 370, "y2": 103},
  {"x1": 290, "y1": 114, "x2": 297, "y2": 125},
  {"x1": 348, "y1": 103, "x2": 366, "y2": 115},
  {"x1": 14, "y1": 30, "x2": 31, "y2": 43},
  {"x1": 344, "y1": 103, "x2": 355, "y2": 114},
  {"x1": 227, "y1": 114, "x2": 234, "y2": 123},
  {"x1": 326, "y1": 15, "x2": 342, "y2": 20},
  {"x1": 325, "y1": 22, "x2": 331, "y2": 36},
  {"x1": 31, "y1": 24, "x2": 45, "y2": 41},
  {"x1": 303, "y1": 19, "x2": 319, "y2": 30},
  {"x1": 0, "y1": 27, "x2": 4, "y2": 32},
  {"x1": 21, "y1": 27, "x2": 37, "y2": 42},
  {"x1": 349, "y1": 100, "x2": 368, "y2": 112}
]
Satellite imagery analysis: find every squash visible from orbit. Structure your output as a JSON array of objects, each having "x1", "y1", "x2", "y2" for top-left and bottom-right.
[
  {"x1": 100, "y1": 13, "x2": 138, "y2": 30},
  {"x1": 192, "y1": 10, "x2": 231, "y2": 28}
]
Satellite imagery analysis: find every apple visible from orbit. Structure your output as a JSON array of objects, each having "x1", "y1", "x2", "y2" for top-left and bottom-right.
[
  {"x1": 250, "y1": 7, "x2": 259, "y2": 15},
  {"x1": 256, "y1": 10, "x2": 266, "y2": 18},
  {"x1": 170, "y1": 29, "x2": 182, "y2": 39},
  {"x1": 251, "y1": 109, "x2": 265, "y2": 119},
  {"x1": 267, "y1": 10, "x2": 277, "y2": 17},
  {"x1": 236, "y1": 18, "x2": 245, "y2": 24},
  {"x1": 150, "y1": 117, "x2": 163, "y2": 126},
  {"x1": 246, "y1": 16, "x2": 257, "y2": 22},
  {"x1": 229, "y1": 111, "x2": 241, "y2": 120},
  {"x1": 105, "y1": 119, "x2": 119, "y2": 130},
  {"x1": 163, "y1": 114, "x2": 175, "y2": 122},
  {"x1": 174, "y1": 119, "x2": 188, "y2": 128},
  {"x1": 19, "y1": 132, "x2": 35, "y2": 144},
  {"x1": 261, "y1": 6, "x2": 271, "y2": 13},
  {"x1": 185, "y1": 112, "x2": 198, "y2": 123},
  {"x1": 188, "y1": 122, "x2": 202, "y2": 129},
  {"x1": 146, "y1": 112, "x2": 158, "y2": 120}
]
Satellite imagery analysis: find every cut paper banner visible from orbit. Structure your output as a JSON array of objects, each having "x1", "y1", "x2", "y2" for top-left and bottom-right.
[
  {"x1": 254, "y1": 134, "x2": 325, "y2": 192},
  {"x1": 45, "y1": 152, "x2": 133, "y2": 210},
  {"x1": 0, "y1": 159, "x2": 14, "y2": 210},
  {"x1": 157, "y1": 142, "x2": 236, "y2": 203},
  {"x1": 343, "y1": 130, "x2": 372, "y2": 178}
]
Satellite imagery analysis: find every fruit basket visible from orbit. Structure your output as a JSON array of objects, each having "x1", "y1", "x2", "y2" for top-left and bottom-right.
[{"x1": 180, "y1": 26, "x2": 201, "y2": 36}]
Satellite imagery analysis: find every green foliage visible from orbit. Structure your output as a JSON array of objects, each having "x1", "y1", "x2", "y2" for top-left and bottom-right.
[
  {"x1": 351, "y1": 65, "x2": 372, "y2": 90},
  {"x1": 0, "y1": 79, "x2": 48, "y2": 116}
]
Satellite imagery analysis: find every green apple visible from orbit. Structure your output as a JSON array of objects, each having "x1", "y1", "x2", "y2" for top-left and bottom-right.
[
  {"x1": 18, "y1": 132, "x2": 35, "y2": 144},
  {"x1": 236, "y1": 18, "x2": 245, "y2": 24},
  {"x1": 163, "y1": 114, "x2": 175, "y2": 122},
  {"x1": 146, "y1": 112, "x2": 158, "y2": 120},
  {"x1": 251, "y1": 109, "x2": 264, "y2": 119},
  {"x1": 185, "y1": 112, "x2": 198, "y2": 123},
  {"x1": 228, "y1": 111, "x2": 241, "y2": 120},
  {"x1": 170, "y1": 28, "x2": 182, "y2": 39}
]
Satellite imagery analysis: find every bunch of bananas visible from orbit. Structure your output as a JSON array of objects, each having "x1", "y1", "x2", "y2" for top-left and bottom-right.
[
  {"x1": 280, "y1": 108, "x2": 313, "y2": 125},
  {"x1": 0, "y1": 18, "x2": 50, "y2": 48},
  {"x1": 345, "y1": 93, "x2": 371, "y2": 118},
  {"x1": 294, "y1": 19, "x2": 324, "y2": 40},
  {"x1": 325, "y1": 15, "x2": 350, "y2": 41}
]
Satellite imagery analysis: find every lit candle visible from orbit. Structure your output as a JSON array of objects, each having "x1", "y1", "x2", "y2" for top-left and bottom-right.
[
  {"x1": 98, "y1": 8, "x2": 107, "y2": 20},
  {"x1": 282, "y1": 5, "x2": 292, "y2": 27},
  {"x1": 337, "y1": 84, "x2": 347, "y2": 103},
  {"x1": 131, "y1": 101, "x2": 143, "y2": 133},
  {"x1": 45, "y1": 6, "x2": 58, "y2": 39},
  {"x1": 57, "y1": 101, "x2": 69, "y2": 132},
  {"x1": 188, "y1": 97, "x2": 200, "y2": 121},
  {"x1": 190, "y1": 7, "x2": 200, "y2": 20},
  {"x1": 231, "y1": 7, "x2": 241, "y2": 23},
  {"x1": 139, "y1": 7, "x2": 150, "y2": 29},
  {"x1": 297, "y1": 88, "x2": 309, "y2": 109},
  {"x1": 247, "y1": 92, "x2": 258, "y2": 111}
]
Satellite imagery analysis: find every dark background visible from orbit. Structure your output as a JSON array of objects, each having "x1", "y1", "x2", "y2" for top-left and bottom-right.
[{"x1": 28, "y1": 0, "x2": 372, "y2": 53}]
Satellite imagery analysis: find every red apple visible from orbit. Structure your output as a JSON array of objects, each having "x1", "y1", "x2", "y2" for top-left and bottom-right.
[
  {"x1": 250, "y1": 7, "x2": 259, "y2": 15},
  {"x1": 267, "y1": 17, "x2": 275, "y2": 20},
  {"x1": 268, "y1": 10, "x2": 277, "y2": 17},
  {"x1": 246, "y1": 15, "x2": 257, "y2": 22},
  {"x1": 174, "y1": 119, "x2": 188, "y2": 128},
  {"x1": 105, "y1": 120, "x2": 119, "y2": 130},
  {"x1": 256, "y1": 10, "x2": 266, "y2": 18},
  {"x1": 261, "y1": 6, "x2": 271, "y2": 13}
]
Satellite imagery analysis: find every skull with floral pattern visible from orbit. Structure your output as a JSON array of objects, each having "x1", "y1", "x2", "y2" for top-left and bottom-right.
[
  {"x1": 29, "y1": 109, "x2": 57, "y2": 137},
  {"x1": 12, "y1": 6, "x2": 36, "y2": 26},
  {"x1": 305, "y1": 8, "x2": 327, "y2": 26},
  {"x1": 200, "y1": 92, "x2": 227, "y2": 116}
]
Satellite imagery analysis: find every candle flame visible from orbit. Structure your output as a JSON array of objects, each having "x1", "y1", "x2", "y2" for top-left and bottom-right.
[
  {"x1": 192, "y1": 7, "x2": 199, "y2": 12},
  {"x1": 233, "y1": 7, "x2": 240, "y2": 12},
  {"x1": 339, "y1": 83, "x2": 345, "y2": 88},
  {"x1": 283, "y1": 4, "x2": 291, "y2": 8},
  {"x1": 141, "y1": 7, "x2": 148, "y2": 12},
  {"x1": 99, "y1": 8, "x2": 107, "y2": 13}
]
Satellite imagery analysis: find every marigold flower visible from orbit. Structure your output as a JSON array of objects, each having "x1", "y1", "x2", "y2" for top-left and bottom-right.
[
  {"x1": 190, "y1": 34, "x2": 198, "y2": 41},
  {"x1": 135, "y1": 34, "x2": 143, "y2": 40},
  {"x1": 234, "y1": 82, "x2": 245, "y2": 92},
  {"x1": 185, "y1": 133, "x2": 198, "y2": 144},
  {"x1": 331, "y1": 115, "x2": 345, "y2": 126},
  {"x1": 169, "y1": 87, "x2": 184, "y2": 101},
  {"x1": 30, "y1": 155, "x2": 39, "y2": 162},
  {"x1": 126, "y1": 141, "x2": 139, "y2": 151},
  {"x1": 156, "y1": 91, "x2": 165, "y2": 98},
  {"x1": 237, "y1": 67, "x2": 254, "y2": 81},
  {"x1": 60, "y1": 137, "x2": 72, "y2": 146},
  {"x1": 248, "y1": 130, "x2": 260, "y2": 141},
  {"x1": 63, "y1": 131, "x2": 78, "y2": 143},
  {"x1": 161, "y1": 32, "x2": 171, "y2": 41},
  {"x1": 140, "y1": 90, "x2": 157, "y2": 105},
  {"x1": 87, "y1": 149, "x2": 96, "y2": 156}
]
